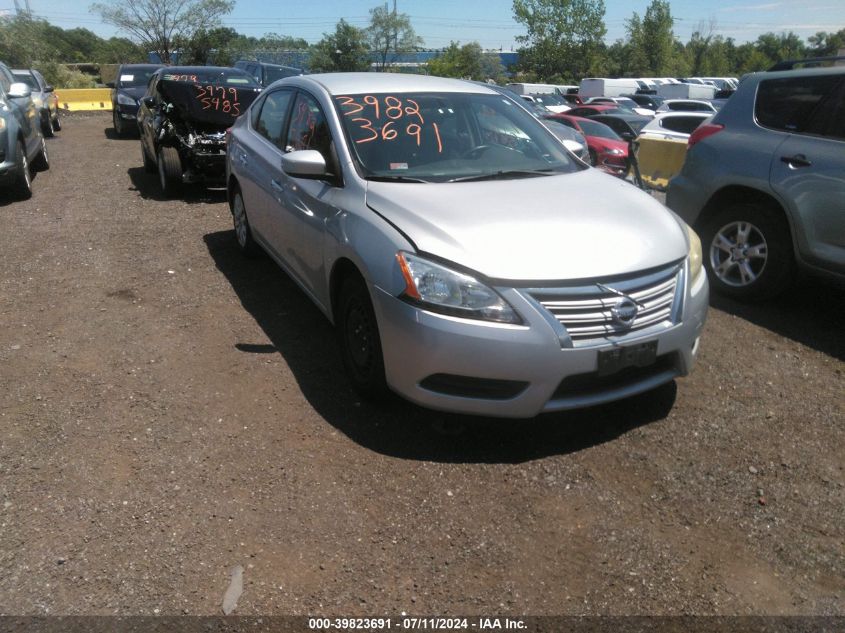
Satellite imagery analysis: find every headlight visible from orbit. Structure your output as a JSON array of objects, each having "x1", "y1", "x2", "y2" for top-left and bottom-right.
[
  {"x1": 117, "y1": 92, "x2": 137, "y2": 106},
  {"x1": 396, "y1": 251, "x2": 522, "y2": 324},
  {"x1": 606, "y1": 148, "x2": 624, "y2": 156},
  {"x1": 686, "y1": 224, "x2": 703, "y2": 282}
]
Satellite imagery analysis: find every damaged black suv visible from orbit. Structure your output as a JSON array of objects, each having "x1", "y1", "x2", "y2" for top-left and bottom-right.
[{"x1": 138, "y1": 66, "x2": 262, "y2": 197}]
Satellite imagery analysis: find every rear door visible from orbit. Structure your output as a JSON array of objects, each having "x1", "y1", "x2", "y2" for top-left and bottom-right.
[{"x1": 765, "y1": 74, "x2": 845, "y2": 275}]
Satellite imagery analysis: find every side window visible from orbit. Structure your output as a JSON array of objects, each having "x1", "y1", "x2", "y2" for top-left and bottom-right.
[
  {"x1": 248, "y1": 64, "x2": 261, "y2": 85},
  {"x1": 255, "y1": 90, "x2": 293, "y2": 148},
  {"x1": 802, "y1": 77, "x2": 845, "y2": 141},
  {"x1": 755, "y1": 74, "x2": 841, "y2": 133},
  {"x1": 286, "y1": 92, "x2": 332, "y2": 161},
  {"x1": 557, "y1": 118, "x2": 577, "y2": 130}
]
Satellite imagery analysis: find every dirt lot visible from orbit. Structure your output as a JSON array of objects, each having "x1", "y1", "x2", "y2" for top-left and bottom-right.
[{"x1": 0, "y1": 112, "x2": 842, "y2": 617}]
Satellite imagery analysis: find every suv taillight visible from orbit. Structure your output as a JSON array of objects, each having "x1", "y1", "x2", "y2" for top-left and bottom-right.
[{"x1": 688, "y1": 123, "x2": 724, "y2": 148}]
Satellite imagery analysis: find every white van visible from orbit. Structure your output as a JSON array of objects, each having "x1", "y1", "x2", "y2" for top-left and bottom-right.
[
  {"x1": 505, "y1": 82, "x2": 558, "y2": 95},
  {"x1": 657, "y1": 83, "x2": 717, "y2": 100},
  {"x1": 579, "y1": 78, "x2": 643, "y2": 98}
]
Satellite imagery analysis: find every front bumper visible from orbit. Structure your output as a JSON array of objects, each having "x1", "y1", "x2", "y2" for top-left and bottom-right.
[{"x1": 374, "y1": 266, "x2": 708, "y2": 418}]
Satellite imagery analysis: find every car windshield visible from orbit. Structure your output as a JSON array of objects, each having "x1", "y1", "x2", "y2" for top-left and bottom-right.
[
  {"x1": 117, "y1": 68, "x2": 159, "y2": 88},
  {"x1": 533, "y1": 94, "x2": 565, "y2": 106},
  {"x1": 334, "y1": 91, "x2": 581, "y2": 182},
  {"x1": 576, "y1": 118, "x2": 623, "y2": 141},
  {"x1": 263, "y1": 66, "x2": 301, "y2": 84},
  {"x1": 12, "y1": 72, "x2": 38, "y2": 89}
]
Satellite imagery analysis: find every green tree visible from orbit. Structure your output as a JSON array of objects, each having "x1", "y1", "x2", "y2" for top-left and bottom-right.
[
  {"x1": 512, "y1": 0, "x2": 606, "y2": 82},
  {"x1": 89, "y1": 0, "x2": 235, "y2": 64},
  {"x1": 366, "y1": 3, "x2": 423, "y2": 71},
  {"x1": 308, "y1": 19, "x2": 371, "y2": 73},
  {"x1": 807, "y1": 29, "x2": 845, "y2": 56},
  {"x1": 427, "y1": 41, "x2": 506, "y2": 82},
  {"x1": 179, "y1": 26, "x2": 240, "y2": 65},
  {"x1": 754, "y1": 31, "x2": 806, "y2": 66}
]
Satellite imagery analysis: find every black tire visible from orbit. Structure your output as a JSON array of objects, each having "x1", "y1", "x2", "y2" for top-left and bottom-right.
[
  {"x1": 11, "y1": 140, "x2": 32, "y2": 200},
  {"x1": 52, "y1": 113, "x2": 61, "y2": 132},
  {"x1": 156, "y1": 146, "x2": 182, "y2": 197},
  {"x1": 141, "y1": 141, "x2": 155, "y2": 173},
  {"x1": 337, "y1": 275, "x2": 387, "y2": 399},
  {"x1": 32, "y1": 136, "x2": 49, "y2": 172},
  {"x1": 700, "y1": 201, "x2": 794, "y2": 301},
  {"x1": 41, "y1": 113, "x2": 54, "y2": 138},
  {"x1": 230, "y1": 188, "x2": 260, "y2": 257},
  {"x1": 113, "y1": 108, "x2": 126, "y2": 137}
]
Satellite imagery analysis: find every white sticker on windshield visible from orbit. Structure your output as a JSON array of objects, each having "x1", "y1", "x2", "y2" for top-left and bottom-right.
[
  {"x1": 120, "y1": 74, "x2": 134, "y2": 82},
  {"x1": 389, "y1": 163, "x2": 408, "y2": 170}
]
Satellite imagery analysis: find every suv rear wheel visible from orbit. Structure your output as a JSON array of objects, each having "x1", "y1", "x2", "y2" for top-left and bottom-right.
[{"x1": 701, "y1": 201, "x2": 794, "y2": 300}]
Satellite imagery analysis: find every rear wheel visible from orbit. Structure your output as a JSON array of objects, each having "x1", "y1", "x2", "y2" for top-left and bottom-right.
[
  {"x1": 337, "y1": 275, "x2": 387, "y2": 399},
  {"x1": 32, "y1": 136, "x2": 49, "y2": 171},
  {"x1": 11, "y1": 140, "x2": 32, "y2": 200},
  {"x1": 230, "y1": 188, "x2": 259, "y2": 257},
  {"x1": 41, "y1": 113, "x2": 54, "y2": 138},
  {"x1": 156, "y1": 146, "x2": 182, "y2": 197},
  {"x1": 700, "y1": 201, "x2": 794, "y2": 300}
]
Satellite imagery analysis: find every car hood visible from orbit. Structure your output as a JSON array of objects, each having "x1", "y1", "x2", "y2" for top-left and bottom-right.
[{"x1": 365, "y1": 169, "x2": 688, "y2": 281}]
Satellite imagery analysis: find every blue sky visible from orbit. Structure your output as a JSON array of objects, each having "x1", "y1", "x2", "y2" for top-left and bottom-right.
[{"x1": 5, "y1": 0, "x2": 845, "y2": 50}]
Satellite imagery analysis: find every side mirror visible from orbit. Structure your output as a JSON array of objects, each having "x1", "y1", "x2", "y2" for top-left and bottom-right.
[
  {"x1": 620, "y1": 131, "x2": 635, "y2": 142},
  {"x1": 105, "y1": 81, "x2": 115, "y2": 89},
  {"x1": 143, "y1": 96, "x2": 156, "y2": 108},
  {"x1": 7, "y1": 82, "x2": 32, "y2": 99},
  {"x1": 45, "y1": 85, "x2": 54, "y2": 93},
  {"x1": 281, "y1": 150, "x2": 330, "y2": 180}
]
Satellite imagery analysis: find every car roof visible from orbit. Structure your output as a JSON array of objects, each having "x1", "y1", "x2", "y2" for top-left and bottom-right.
[
  {"x1": 11, "y1": 69, "x2": 35, "y2": 75},
  {"x1": 119, "y1": 64, "x2": 164, "y2": 70},
  {"x1": 282, "y1": 73, "x2": 497, "y2": 95}
]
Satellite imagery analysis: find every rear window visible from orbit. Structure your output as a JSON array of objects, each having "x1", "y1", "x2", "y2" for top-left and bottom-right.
[
  {"x1": 755, "y1": 74, "x2": 842, "y2": 133},
  {"x1": 660, "y1": 115, "x2": 705, "y2": 134}
]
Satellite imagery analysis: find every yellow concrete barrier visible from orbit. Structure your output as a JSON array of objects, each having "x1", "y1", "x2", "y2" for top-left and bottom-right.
[
  {"x1": 55, "y1": 88, "x2": 112, "y2": 111},
  {"x1": 636, "y1": 135, "x2": 689, "y2": 190}
]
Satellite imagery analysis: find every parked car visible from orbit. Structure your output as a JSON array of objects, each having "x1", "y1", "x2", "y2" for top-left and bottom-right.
[
  {"x1": 622, "y1": 93, "x2": 665, "y2": 111},
  {"x1": 667, "y1": 64, "x2": 845, "y2": 299},
  {"x1": 529, "y1": 93, "x2": 570, "y2": 113},
  {"x1": 589, "y1": 113, "x2": 652, "y2": 140},
  {"x1": 137, "y1": 66, "x2": 262, "y2": 197},
  {"x1": 226, "y1": 73, "x2": 708, "y2": 418},
  {"x1": 108, "y1": 64, "x2": 164, "y2": 137},
  {"x1": 233, "y1": 60, "x2": 303, "y2": 87},
  {"x1": 12, "y1": 68, "x2": 59, "y2": 137},
  {"x1": 549, "y1": 114, "x2": 630, "y2": 176},
  {"x1": 566, "y1": 104, "x2": 626, "y2": 118},
  {"x1": 585, "y1": 97, "x2": 655, "y2": 116},
  {"x1": 638, "y1": 112, "x2": 710, "y2": 140},
  {"x1": 0, "y1": 62, "x2": 49, "y2": 199},
  {"x1": 656, "y1": 99, "x2": 719, "y2": 114}
]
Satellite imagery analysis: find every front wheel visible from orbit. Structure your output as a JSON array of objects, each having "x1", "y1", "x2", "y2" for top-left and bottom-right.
[
  {"x1": 51, "y1": 113, "x2": 61, "y2": 132},
  {"x1": 337, "y1": 276, "x2": 387, "y2": 399},
  {"x1": 156, "y1": 146, "x2": 182, "y2": 198},
  {"x1": 113, "y1": 108, "x2": 126, "y2": 137},
  {"x1": 700, "y1": 202, "x2": 794, "y2": 301}
]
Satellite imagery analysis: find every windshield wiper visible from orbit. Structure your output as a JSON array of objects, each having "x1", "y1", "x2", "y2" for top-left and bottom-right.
[
  {"x1": 365, "y1": 175, "x2": 430, "y2": 183},
  {"x1": 448, "y1": 169, "x2": 556, "y2": 183}
]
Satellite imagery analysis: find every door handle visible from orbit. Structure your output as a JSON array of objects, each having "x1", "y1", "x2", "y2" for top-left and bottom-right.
[
  {"x1": 780, "y1": 154, "x2": 812, "y2": 168},
  {"x1": 271, "y1": 179, "x2": 285, "y2": 193}
]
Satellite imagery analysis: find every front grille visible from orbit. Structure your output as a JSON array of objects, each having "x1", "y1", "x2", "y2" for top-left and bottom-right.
[
  {"x1": 525, "y1": 265, "x2": 682, "y2": 344},
  {"x1": 419, "y1": 374, "x2": 529, "y2": 400}
]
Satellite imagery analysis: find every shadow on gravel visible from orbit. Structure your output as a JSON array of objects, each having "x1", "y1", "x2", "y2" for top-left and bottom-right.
[
  {"x1": 204, "y1": 229, "x2": 676, "y2": 463},
  {"x1": 711, "y1": 276, "x2": 845, "y2": 361},
  {"x1": 128, "y1": 166, "x2": 228, "y2": 204},
  {"x1": 104, "y1": 127, "x2": 139, "y2": 140}
]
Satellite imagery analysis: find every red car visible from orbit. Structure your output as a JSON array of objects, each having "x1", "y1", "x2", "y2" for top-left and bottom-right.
[{"x1": 547, "y1": 114, "x2": 629, "y2": 177}]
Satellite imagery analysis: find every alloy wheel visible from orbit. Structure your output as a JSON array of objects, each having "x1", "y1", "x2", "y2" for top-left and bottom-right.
[{"x1": 709, "y1": 220, "x2": 768, "y2": 287}]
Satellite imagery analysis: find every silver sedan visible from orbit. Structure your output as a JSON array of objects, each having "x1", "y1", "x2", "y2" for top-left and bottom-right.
[{"x1": 225, "y1": 73, "x2": 708, "y2": 418}]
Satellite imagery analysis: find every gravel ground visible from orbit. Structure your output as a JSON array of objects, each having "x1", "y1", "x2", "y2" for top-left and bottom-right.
[{"x1": 0, "y1": 112, "x2": 842, "y2": 617}]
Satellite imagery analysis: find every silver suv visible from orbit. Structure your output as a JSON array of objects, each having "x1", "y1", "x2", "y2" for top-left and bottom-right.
[{"x1": 667, "y1": 61, "x2": 845, "y2": 300}]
